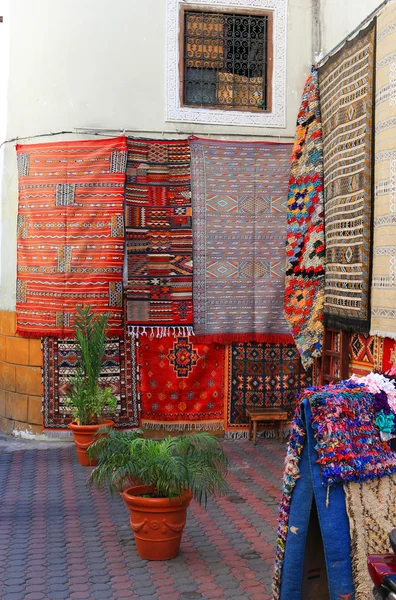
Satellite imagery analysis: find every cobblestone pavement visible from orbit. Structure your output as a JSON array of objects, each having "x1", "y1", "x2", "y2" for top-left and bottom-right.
[{"x1": 0, "y1": 435, "x2": 285, "y2": 600}]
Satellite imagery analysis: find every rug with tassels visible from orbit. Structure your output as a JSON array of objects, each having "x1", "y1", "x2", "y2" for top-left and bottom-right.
[{"x1": 137, "y1": 335, "x2": 224, "y2": 430}]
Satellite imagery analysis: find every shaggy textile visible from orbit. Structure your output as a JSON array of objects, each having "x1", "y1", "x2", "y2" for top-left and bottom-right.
[
  {"x1": 190, "y1": 138, "x2": 293, "y2": 343},
  {"x1": 284, "y1": 67, "x2": 325, "y2": 369},
  {"x1": 16, "y1": 137, "x2": 127, "y2": 337},
  {"x1": 371, "y1": 3, "x2": 396, "y2": 339},
  {"x1": 226, "y1": 342, "x2": 311, "y2": 430},
  {"x1": 307, "y1": 381, "x2": 396, "y2": 486},
  {"x1": 137, "y1": 335, "x2": 224, "y2": 430},
  {"x1": 349, "y1": 333, "x2": 384, "y2": 377},
  {"x1": 344, "y1": 475, "x2": 396, "y2": 600},
  {"x1": 42, "y1": 334, "x2": 139, "y2": 429},
  {"x1": 320, "y1": 22, "x2": 376, "y2": 333},
  {"x1": 124, "y1": 138, "x2": 193, "y2": 338}
]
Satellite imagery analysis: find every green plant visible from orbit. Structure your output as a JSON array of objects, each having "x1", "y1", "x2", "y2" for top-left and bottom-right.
[
  {"x1": 89, "y1": 430, "x2": 229, "y2": 504},
  {"x1": 65, "y1": 305, "x2": 117, "y2": 425}
]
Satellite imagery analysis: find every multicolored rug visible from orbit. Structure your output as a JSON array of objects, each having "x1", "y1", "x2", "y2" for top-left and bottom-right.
[
  {"x1": 124, "y1": 138, "x2": 193, "y2": 338},
  {"x1": 284, "y1": 67, "x2": 325, "y2": 369},
  {"x1": 370, "y1": 3, "x2": 396, "y2": 339},
  {"x1": 345, "y1": 474, "x2": 396, "y2": 600},
  {"x1": 226, "y1": 342, "x2": 311, "y2": 431},
  {"x1": 190, "y1": 138, "x2": 293, "y2": 343},
  {"x1": 137, "y1": 335, "x2": 224, "y2": 430},
  {"x1": 16, "y1": 137, "x2": 127, "y2": 337},
  {"x1": 42, "y1": 333, "x2": 139, "y2": 428},
  {"x1": 349, "y1": 333, "x2": 384, "y2": 377},
  {"x1": 319, "y1": 22, "x2": 376, "y2": 333}
]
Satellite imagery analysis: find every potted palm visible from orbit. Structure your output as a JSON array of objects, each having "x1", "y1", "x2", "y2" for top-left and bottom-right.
[
  {"x1": 66, "y1": 306, "x2": 117, "y2": 466},
  {"x1": 88, "y1": 431, "x2": 229, "y2": 560}
]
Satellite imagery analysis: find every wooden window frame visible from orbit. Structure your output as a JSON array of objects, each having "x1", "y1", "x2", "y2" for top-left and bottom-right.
[{"x1": 178, "y1": 4, "x2": 273, "y2": 114}]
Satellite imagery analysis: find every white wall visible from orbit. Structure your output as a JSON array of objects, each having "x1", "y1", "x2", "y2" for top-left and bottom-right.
[{"x1": 0, "y1": 0, "x2": 314, "y2": 310}]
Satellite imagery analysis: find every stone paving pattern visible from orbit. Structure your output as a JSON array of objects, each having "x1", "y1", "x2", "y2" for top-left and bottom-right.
[{"x1": 0, "y1": 436, "x2": 285, "y2": 600}]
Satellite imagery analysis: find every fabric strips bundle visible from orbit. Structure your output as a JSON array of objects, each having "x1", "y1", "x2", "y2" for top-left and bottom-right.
[
  {"x1": 16, "y1": 137, "x2": 127, "y2": 337},
  {"x1": 319, "y1": 22, "x2": 375, "y2": 333},
  {"x1": 370, "y1": 3, "x2": 396, "y2": 339},
  {"x1": 124, "y1": 138, "x2": 193, "y2": 339},
  {"x1": 284, "y1": 68, "x2": 325, "y2": 369},
  {"x1": 190, "y1": 138, "x2": 293, "y2": 343}
]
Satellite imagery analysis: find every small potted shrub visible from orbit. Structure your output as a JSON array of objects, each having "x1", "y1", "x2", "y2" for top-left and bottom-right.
[
  {"x1": 66, "y1": 306, "x2": 117, "y2": 466},
  {"x1": 89, "y1": 431, "x2": 229, "y2": 560}
]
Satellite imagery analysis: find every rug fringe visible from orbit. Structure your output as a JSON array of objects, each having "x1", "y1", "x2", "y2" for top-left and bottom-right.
[
  {"x1": 192, "y1": 333, "x2": 294, "y2": 344},
  {"x1": 370, "y1": 329, "x2": 396, "y2": 341},
  {"x1": 140, "y1": 420, "x2": 223, "y2": 432},
  {"x1": 224, "y1": 427, "x2": 291, "y2": 440},
  {"x1": 128, "y1": 326, "x2": 195, "y2": 339}
]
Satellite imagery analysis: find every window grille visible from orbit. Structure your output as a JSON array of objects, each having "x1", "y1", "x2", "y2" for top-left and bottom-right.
[{"x1": 183, "y1": 11, "x2": 270, "y2": 111}]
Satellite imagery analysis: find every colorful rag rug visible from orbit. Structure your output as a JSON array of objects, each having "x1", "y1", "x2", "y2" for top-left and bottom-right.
[
  {"x1": 306, "y1": 381, "x2": 396, "y2": 486},
  {"x1": 42, "y1": 334, "x2": 139, "y2": 428},
  {"x1": 124, "y1": 138, "x2": 193, "y2": 338},
  {"x1": 349, "y1": 333, "x2": 384, "y2": 377},
  {"x1": 371, "y1": 3, "x2": 396, "y2": 339},
  {"x1": 190, "y1": 138, "x2": 293, "y2": 343},
  {"x1": 137, "y1": 335, "x2": 224, "y2": 430},
  {"x1": 284, "y1": 67, "x2": 325, "y2": 369},
  {"x1": 16, "y1": 137, "x2": 127, "y2": 337},
  {"x1": 344, "y1": 475, "x2": 396, "y2": 600},
  {"x1": 319, "y1": 22, "x2": 376, "y2": 333},
  {"x1": 226, "y1": 342, "x2": 311, "y2": 431}
]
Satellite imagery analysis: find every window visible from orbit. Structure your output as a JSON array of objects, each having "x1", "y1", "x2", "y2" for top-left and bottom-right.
[{"x1": 181, "y1": 9, "x2": 273, "y2": 112}]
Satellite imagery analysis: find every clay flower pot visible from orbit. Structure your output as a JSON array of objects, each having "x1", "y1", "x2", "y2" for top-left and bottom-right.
[
  {"x1": 69, "y1": 420, "x2": 114, "y2": 466},
  {"x1": 122, "y1": 485, "x2": 193, "y2": 560}
]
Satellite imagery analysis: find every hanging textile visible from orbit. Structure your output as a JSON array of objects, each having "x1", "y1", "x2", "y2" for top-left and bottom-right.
[
  {"x1": 137, "y1": 335, "x2": 224, "y2": 430},
  {"x1": 16, "y1": 137, "x2": 127, "y2": 337},
  {"x1": 371, "y1": 3, "x2": 396, "y2": 339},
  {"x1": 349, "y1": 333, "x2": 384, "y2": 377},
  {"x1": 42, "y1": 332, "x2": 139, "y2": 429},
  {"x1": 190, "y1": 138, "x2": 292, "y2": 343},
  {"x1": 319, "y1": 22, "x2": 376, "y2": 333},
  {"x1": 124, "y1": 138, "x2": 193, "y2": 338},
  {"x1": 284, "y1": 68, "x2": 325, "y2": 369}
]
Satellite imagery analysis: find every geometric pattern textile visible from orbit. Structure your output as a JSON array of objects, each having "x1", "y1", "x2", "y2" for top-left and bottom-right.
[
  {"x1": 349, "y1": 333, "x2": 384, "y2": 377},
  {"x1": 137, "y1": 335, "x2": 224, "y2": 430},
  {"x1": 344, "y1": 475, "x2": 396, "y2": 600},
  {"x1": 124, "y1": 138, "x2": 193, "y2": 338},
  {"x1": 42, "y1": 334, "x2": 139, "y2": 429},
  {"x1": 226, "y1": 342, "x2": 312, "y2": 429},
  {"x1": 370, "y1": 3, "x2": 396, "y2": 339},
  {"x1": 190, "y1": 138, "x2": 293, "y2": 343},
  {"x1": 319, "y1": 22, "x2": 376, "y2": 333},
  {"x1": 16, "y1": 137, "x2": 127, "y2": 337},
  {"x1": 284, "y1": 67, "x2": 325, "y2": 369}
]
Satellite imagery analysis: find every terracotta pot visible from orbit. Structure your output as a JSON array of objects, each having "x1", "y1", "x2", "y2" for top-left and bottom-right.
[
  {"x1": 122, "y1": 485, "x2": 193, "y2": 560},
  {"x1": 69, "y1": 420, "x2": 114, "y2": 466}
]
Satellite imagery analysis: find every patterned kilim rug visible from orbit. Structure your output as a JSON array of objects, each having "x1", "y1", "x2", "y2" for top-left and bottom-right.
[
  {"x1": 349, "y1": 333, "x2": 384, "y2": 377},
  {"x1": 319, "y1": 22, "x2": 376, "y2": 333},
  {"x1": 137, "y1": 335, "x2": 224, "y2": 430},
  {"x1": 42, "y1": 334, "x2": 139, "y2": 429},
  {"x1": 371, "y1": 3, "x2": 396, "y2": 339},
  {"x1": 124, "y1": 138, "x2": 193, "y2": 338},
  {"x1": 16, "y1": 137, "x2": 127, "y2": 337},
  {"x1": 190, "y1": 138, "x2": 293, "y2": 343},
  {"x1": 284, "y1": 67, "x2": 325, "y2": 370},
  {"x1": 225, "y1": 342, "x2": 311, "y2": 433},
  {"x1": 344, "y1": 475, "x2": 396, "y2": 600}
]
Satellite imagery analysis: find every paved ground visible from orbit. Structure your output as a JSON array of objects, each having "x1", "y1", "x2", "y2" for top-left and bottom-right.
[{"x1": 0, "y1": 435, "x2": 285, "y2": 600}]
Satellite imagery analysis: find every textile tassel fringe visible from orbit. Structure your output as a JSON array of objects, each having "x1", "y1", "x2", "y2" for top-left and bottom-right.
[
  {"x1": 128, "y1": 326, "x2": 195, "y2": 339},
  {"x1": 370, "y1": 329, "x2": 396, "y2": 341},
  {"x1": 192, "y1": 332, "x2": 295, "y2": 345},
  {"x1": 224, "y1": 429, "x2": 291, "y2": 440},
  {"x1": 140, "y1": 420, "x2": 223, "y2": 432}
]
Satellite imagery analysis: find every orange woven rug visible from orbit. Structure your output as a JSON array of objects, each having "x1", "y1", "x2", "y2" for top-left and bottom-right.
[{"x1": 16, "y1": 137, "x2": 127, "y2": 337}]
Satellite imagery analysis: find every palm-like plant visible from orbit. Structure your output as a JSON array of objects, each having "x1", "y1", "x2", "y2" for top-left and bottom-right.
[{"x1": 89, "y1": 430, "x2": 229, "y2": 504}]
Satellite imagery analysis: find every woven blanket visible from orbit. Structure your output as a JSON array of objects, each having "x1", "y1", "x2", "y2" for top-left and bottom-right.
[
  {"x1": 319, "y1": 23, "x2": 376, "y2": 333},
  {"x1": 345, "y1": 475, "x2": 396, "y2": 600},
  {"x1": 42, "y1": 333, "x2": 139, "y2": 428},
  {"x1": 371, "y1": 3, "x2": 396, "y2": 339},
  {"x1": 190, "y1": 138, "x2": 293, "y2": 343},
  {"x1": 225, "y1": 342, "x2": 311, "y2": 431},
  {"x1": 307, "y1": 381, "x2": 396, "y2": 486},
  {"x1": 284, "y1": 68, "x2": 325, "y2": 369},
  {"x1": 16, "y1": 137, "x2": 127, "y2": 337},
  {"x1": 349, "y1": 333, "x2": 384, "y2": 377},
  {"x1": 138, "y1": 335, "x2": 224, "y2": 430},
  {"x1": 382, "y1": 337, "x2": 396, "y2": 372},
  {"x1": 124, "y1": 138, "x2": 193, "y2": 338}
]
